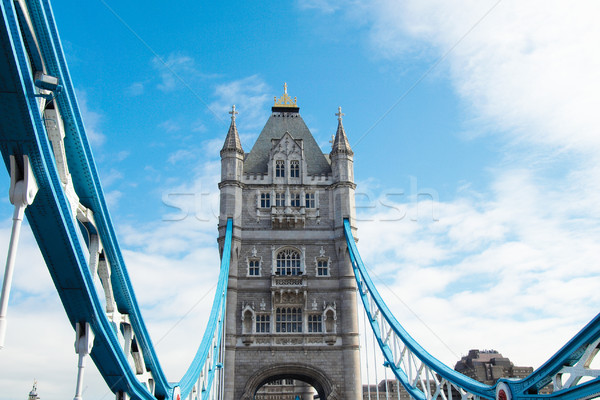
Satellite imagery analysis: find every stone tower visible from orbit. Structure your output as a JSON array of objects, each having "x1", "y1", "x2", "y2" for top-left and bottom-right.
[{"x1": 218, "y1": 85, "x2": 360, "y2": 400}]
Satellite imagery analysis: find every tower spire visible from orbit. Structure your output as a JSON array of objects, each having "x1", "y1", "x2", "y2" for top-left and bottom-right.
[
  {"x1": 330, "y1": 106, "x2": 353, "y2": 155},
  {"x1": 221, "y1": 105, "x2": 243, "y2": 155}
]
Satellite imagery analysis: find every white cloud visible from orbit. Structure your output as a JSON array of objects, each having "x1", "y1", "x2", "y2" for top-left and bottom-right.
[
  {"x1": 303, "y1": 0, "x2": 600, "y2": 371},
  {"x1": 357, "y1": 0, "x2": 600, "y2": 154},
  {"x1": 158, "y1": 119, "x2": 181, "y2": 133},
  {"x1": 210, "y1": 75, "x2": 271, "y2": 130},
  {"x1": 151, "y1": 52, "x2": 219, "y2": 94},
  {"x1": 125, "y1": 81, "x2": 145, "y2": 96},
  {"x1": 99, "y1": 168, "x2": 123, "y2": 187},
  {"x1": 152, "y1": 53, "x2": 196, "y2": 92},
  {"x1": 167, "y1": 149, "x2": 195, "y2": 165},
  {"x1": 116, "y1": 150, "x2": 131, "y2": 162},
  {"x1": 104, "y1": 189, "x2": 123, "y2": 208},
  {"x1": 75, "y1": 89, "x2": 106, "y2": 147},
  {"x1": 356, "y1": 164, "x2": 600, "y2": 369}
]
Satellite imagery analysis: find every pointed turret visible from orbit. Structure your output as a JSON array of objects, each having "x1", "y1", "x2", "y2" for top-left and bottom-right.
[
  {"x1": 330, "y1": 107, "x2": 353, "y2": 156},
  {"x1": 221, "y1": 105, "x2": 244, "y2": 155},
  {"x1": 329, "y1": 106, "x2": 356, "y2": 229},
  {"x1": 28, "y1": 381, "x2": 40, "y2": 400},
  {"x1": 219, "y1": 105, "x2": 245, "y2": 226}
]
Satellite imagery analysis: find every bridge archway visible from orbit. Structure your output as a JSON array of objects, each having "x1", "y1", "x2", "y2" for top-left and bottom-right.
[{"x1": 241, "y1": 363, "x2": 338, "y2": 400}]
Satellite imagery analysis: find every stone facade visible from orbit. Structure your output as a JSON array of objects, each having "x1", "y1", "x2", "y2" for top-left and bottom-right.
[{"x1": 218, "y1": 88, "x2": 361, "y2": 400}]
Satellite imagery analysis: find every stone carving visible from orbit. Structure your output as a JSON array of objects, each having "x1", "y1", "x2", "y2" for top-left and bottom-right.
[{"x1": 274, "y1": 337, "x2": 303, "y2": 345}]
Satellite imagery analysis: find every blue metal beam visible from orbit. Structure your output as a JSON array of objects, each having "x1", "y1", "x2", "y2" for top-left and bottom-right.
[{"x1": 0, "y1": 0, "x2": 233, "y2": 398}]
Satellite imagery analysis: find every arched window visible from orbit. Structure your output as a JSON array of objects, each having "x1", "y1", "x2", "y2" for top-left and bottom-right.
[
  {"x1": 276, "y1": 249, "x2": 301, "y2": 275},
  {"x1": 276, "y1": 307, "x2": 302, "y2": 333}
]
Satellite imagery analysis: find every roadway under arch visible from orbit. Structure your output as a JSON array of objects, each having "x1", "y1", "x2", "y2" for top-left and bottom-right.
[{"x1": 241, "y1": 363, "x2": 339, "y2": 400}]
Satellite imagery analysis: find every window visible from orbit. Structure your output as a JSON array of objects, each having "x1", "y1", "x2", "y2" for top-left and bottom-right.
[
  {"x1": 276, "y1": 307, "x2": 302, "y2": 333},
  {"x1": 249, "y1": 259, "x2": 260, "y2": 276},
  {"x1": 260, "y1": 193, "x2": 270, "y2": 208},
  {"x1": 317, "y1": 259, "x2": 329, "y2": 276},
  {"x1": 305, "y1": 193, "x2": 315, "y2": 208},
  {"x1": 276, "y1": 249, "x2": 301, "y2": 275},
  {"x1": 256, "y1": 314, "x2": 270, "y2": 333},
  {"x1": 290, "y1": 193, "x2": 300, "y2": 207},
  {"x1": 275, "y1": 193, "x2": 285, "y2": 207},
  {"x1": 308, "y1": 314, "x2": 322, "y2": 333},
  {"x1": 275, "y1": 160, "x2": 285, "y2": 177},
  {"x1": 290, "y1": 160, "x2": 300, "y2": 177}
]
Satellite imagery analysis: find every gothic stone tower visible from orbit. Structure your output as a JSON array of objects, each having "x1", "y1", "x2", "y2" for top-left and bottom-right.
[{"x1": 218, "y1": 85, "x2": 360, "y2": 400}]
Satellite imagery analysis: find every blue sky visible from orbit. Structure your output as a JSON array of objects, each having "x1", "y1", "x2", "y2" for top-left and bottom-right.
[{"x1": 1, "y1": 0, "x2": 600, "y2": 398}]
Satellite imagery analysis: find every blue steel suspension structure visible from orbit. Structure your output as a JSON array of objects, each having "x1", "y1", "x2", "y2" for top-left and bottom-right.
[
  {"x1": 1, "y1": 0, "x2": 600, "y2": 399},
  {"x1": 344, "y1": 219, "x2": 600, "y2": 400},
  {"x1": 0, "y1": 0, "x2": 232, "y2": 399}
]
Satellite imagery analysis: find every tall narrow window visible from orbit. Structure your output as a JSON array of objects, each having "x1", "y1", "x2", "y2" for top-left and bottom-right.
[
  {"x1": 290, "y1": 193, "x2": 300, "y2": 207},
  {"x1": 290, "y1": 160, "x2": 300, "y2": 177},
  {"x1": 308, "y1": 314, "x2": 322, "y2": 332},
  {"x1": 276, "y1": 307, "x2": 302, "y2": 333},
  {"x1": 275, "y1": 160, "x2": 285, "y2": 177},
  {"x1": 275, "y1": 193, "x2": 286, "y2": 207},
  {"x1": 305, "y1": 193, "x2": 315, "y2": 208},
  {"x1": 260, "y1": 193, "x2": 271, "y2": 208},
  {"x1": 256, "y1": 314, "x2": 270, "y2": 333},
  {"x1": 248, "y1": 259, "x2": 260, "y2": 276},
  {"x1": 276, "y1": 249, "x2": 301, "y2": 275}
]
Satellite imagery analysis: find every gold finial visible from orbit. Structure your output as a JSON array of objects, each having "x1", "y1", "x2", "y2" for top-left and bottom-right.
[
  {"x1": 335, "y1": 106, "x2": 344, "y2": 121},
  {"x1": 274, "y1": 82, "x2": 298, "y2": 107},
  {"x1": 229, "y1": 104, "x2": 238, "y2": 121}
]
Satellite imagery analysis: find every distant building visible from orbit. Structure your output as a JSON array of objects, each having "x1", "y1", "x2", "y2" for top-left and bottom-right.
[
  {"x1": 27, "y1": 381, "x2": 40, "y2": 400},
  {"x1": 362, "y1": 380, "x2": 411, "y2": 400},
  {"x1": 454, "y1": 349, "x2": 533, "y2": 385},
  {"x1": 362, "y1": 349, "x2": 534, "y2": 399}
]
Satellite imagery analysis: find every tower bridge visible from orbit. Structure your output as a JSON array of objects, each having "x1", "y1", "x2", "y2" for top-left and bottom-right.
[
  {"x1": 0, "y1": 1, "x2": 599, "y2": 400},
  {"x1": 219, "y1": 88, "x2": 360, "y2": 400}
]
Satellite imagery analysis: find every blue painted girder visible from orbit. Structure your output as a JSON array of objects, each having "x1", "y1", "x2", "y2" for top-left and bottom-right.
[
  {"x1": 0, "y1": 0, "x2": 233, "y2": 398},
  {"x1": 0, "y1": 0, "x2": 166, "y2": 397}
]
